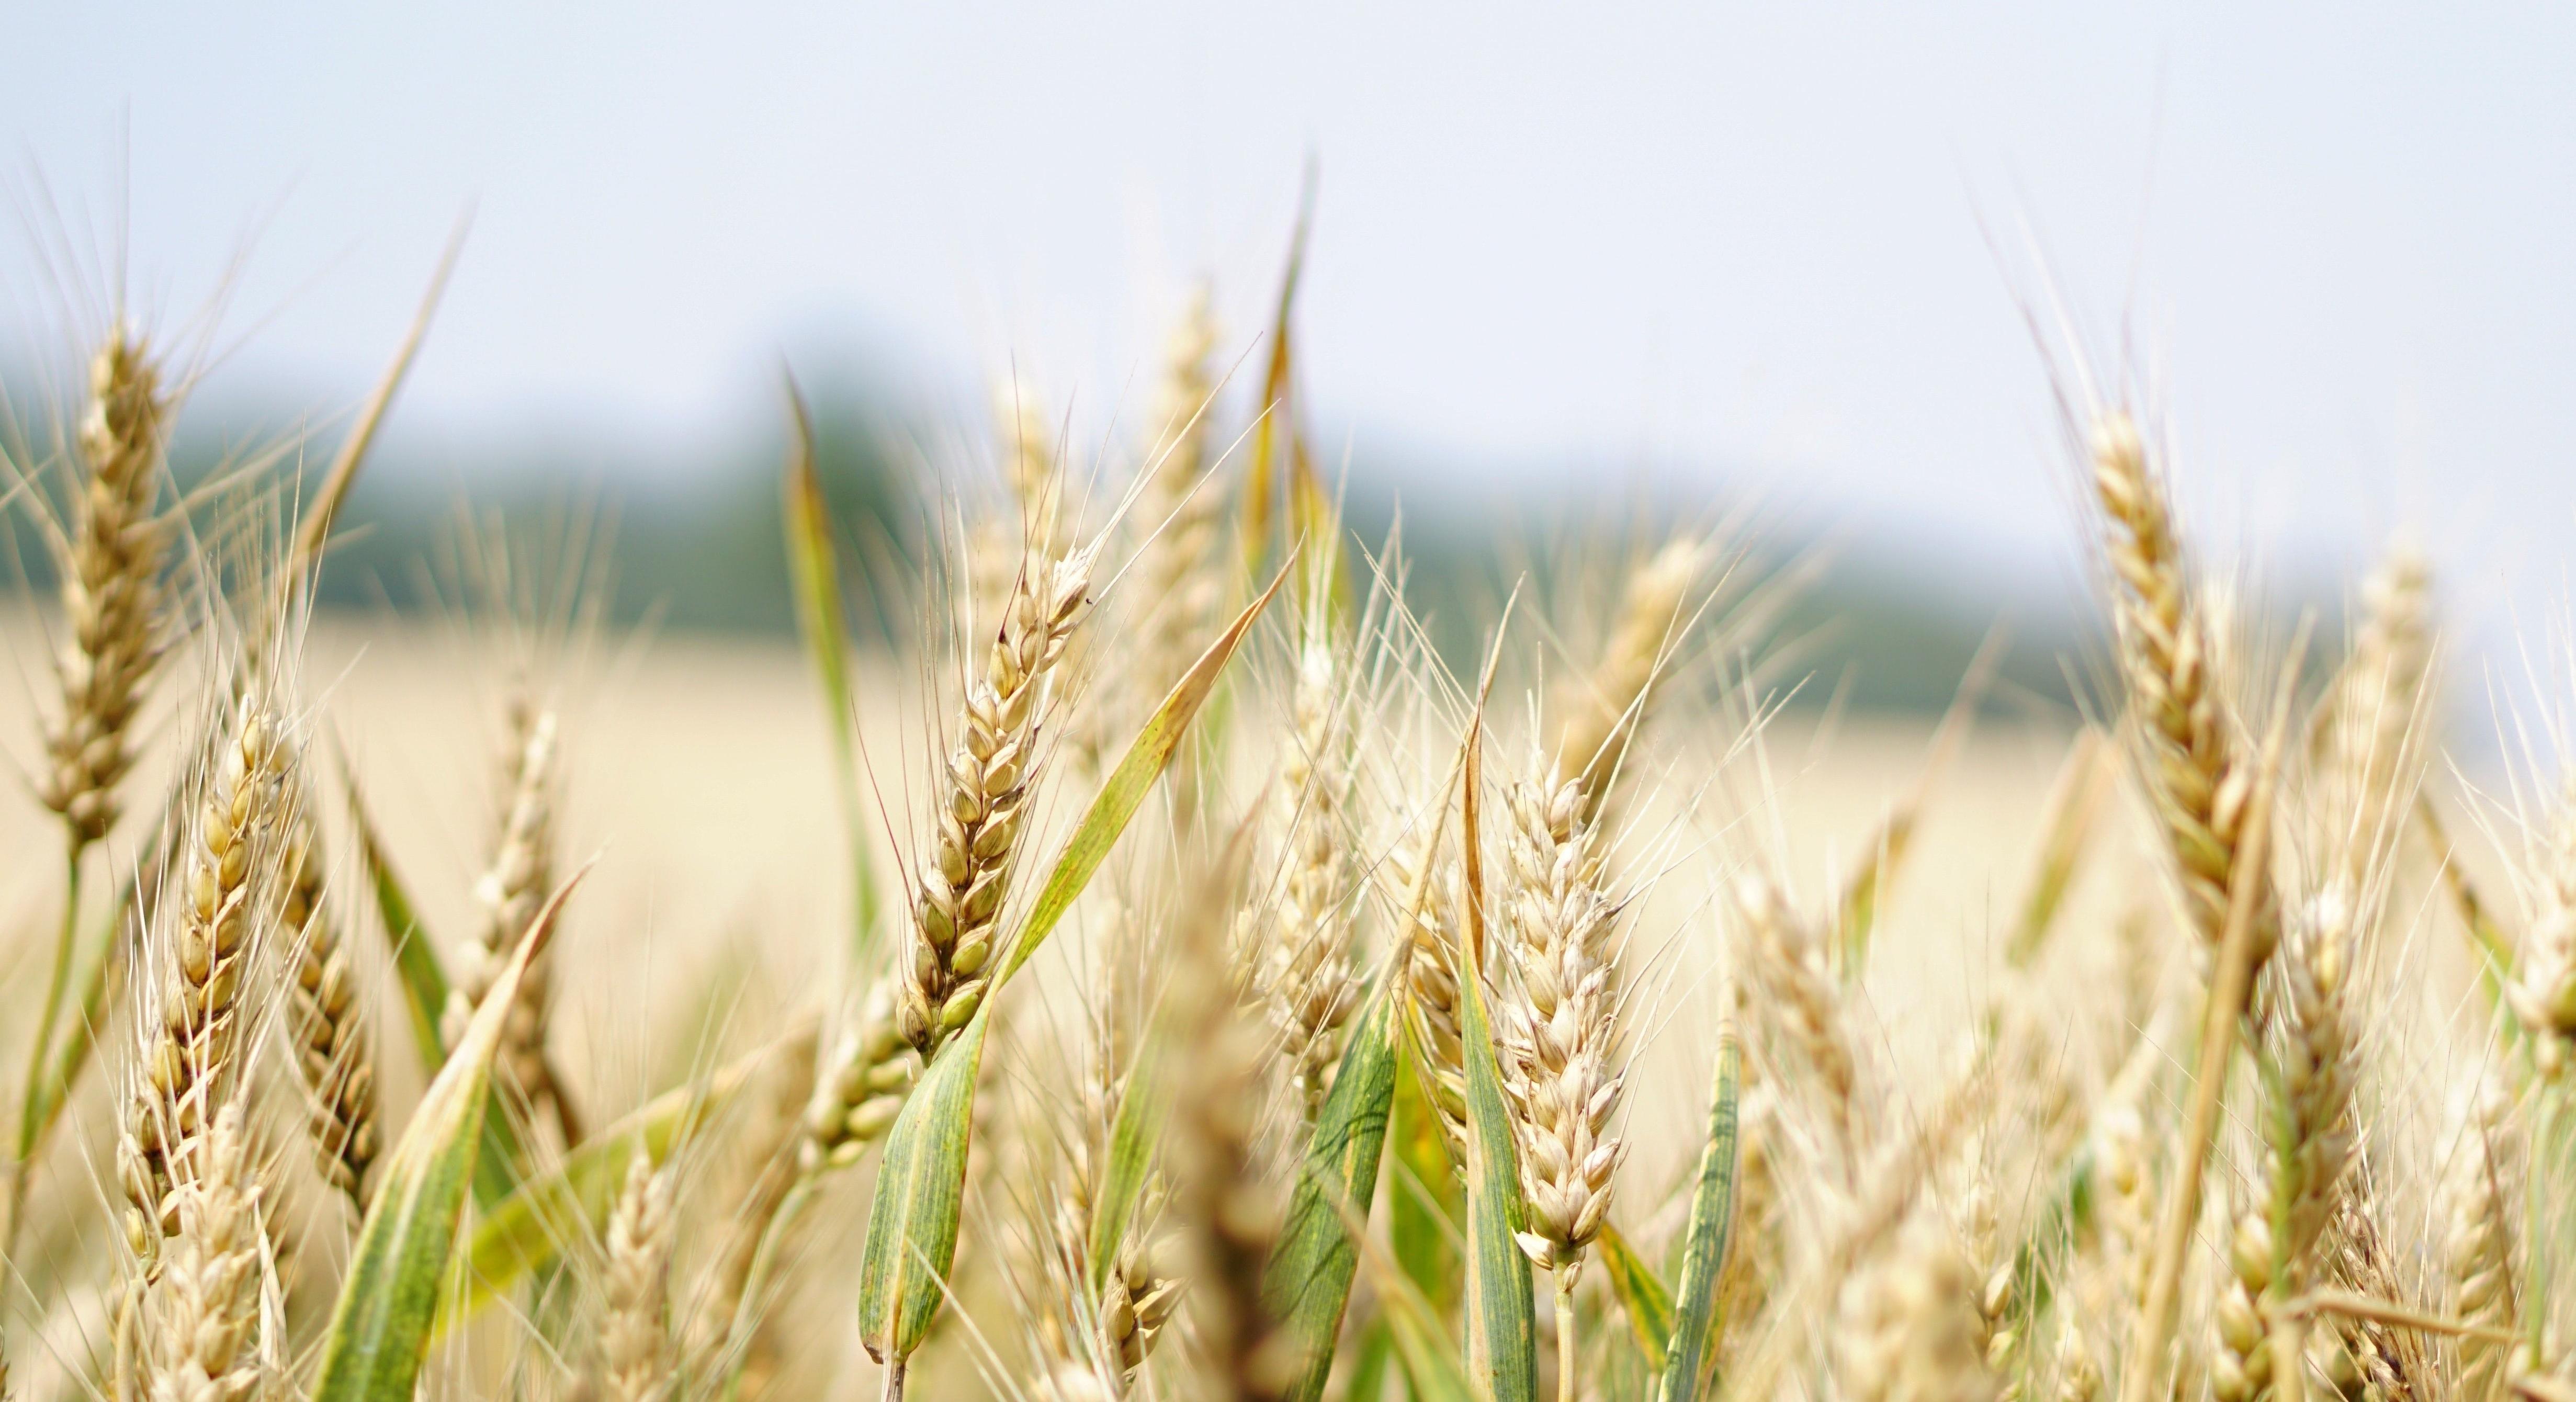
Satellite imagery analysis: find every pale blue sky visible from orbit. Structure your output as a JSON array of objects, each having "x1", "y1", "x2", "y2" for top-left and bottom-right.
[{"x1": 7, "y1": 5, "x2": 2574, "y2": 627}]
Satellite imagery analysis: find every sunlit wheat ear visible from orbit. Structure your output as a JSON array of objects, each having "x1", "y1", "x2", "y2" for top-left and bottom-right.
[
  {"x1": 1551, "y1": 537, "x2": 1705, "y2": 817},
  {"x1": 2086, "y1": 410, "x2": 2275, "y2": 974},
  {"x1": 1730, "y1": 870, "x2": 1861, "y2": 1174},
  {"x1": 602, "y1": 1150, "x2": 679, "y2": 1402},
  {"x1": 2442, "y1": 1076, "x2": 2519, "y2": 1402},
  {"x1": 121, "y1": 693, "x2": 294, "y2": 1262},
  {"x1": 1389, "y1": 828, "x2": 1468, "y2": 1150},
  {"x1": 2319, "y1": 543, "x2": 2433, "y2": 858},
  {"x1": 140, "y1": 1101, "x2": 267, "y2": 1402},
  {"x1": 1494, "y1": 770, "x2": 1623, "y2": 1274},
  {"x1": 41, "y1": 326, "x2": 176, "y2": 848},
  {"x1": 1837, "y1": 1215, "x2": 1998, "y2": 1402},
  {"x1": 442, "y1": 695, "x2": 571, "y2": 1130},
  {"x1": 1262, "y1": 636, "x2": 1359, "y2": 1121},
  {"x1": 1132, "y1": 291, "x2": 1225, "y2": 706},
  {"x1": 281, "y1": 800, "x2": 378, "y2": 1212},
  {"x1": 800, "y1": 979, "x2": 919, "y2": 1171},
  {"x1": 902, "y1": 534, "x2": 1097, "y2": 1054}
]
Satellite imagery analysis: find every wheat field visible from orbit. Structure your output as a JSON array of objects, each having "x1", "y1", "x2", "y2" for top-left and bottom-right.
[{"x1": 0, "y1": 275, "x2": 2562, "y2": 1402}]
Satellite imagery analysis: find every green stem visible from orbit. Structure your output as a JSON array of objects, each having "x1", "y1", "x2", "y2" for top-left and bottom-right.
[
  {"x1": 1556, "y1": 1269, "x2": 1579, "y2": 1402},
  {"x1": 7, "y1": 845, "x2": 84, "y2": 1242}
]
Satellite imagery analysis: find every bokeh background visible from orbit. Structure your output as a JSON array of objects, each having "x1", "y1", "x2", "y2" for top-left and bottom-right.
[{"x1": 6, "y1": 4, "x2": 2575, "y2": 720}]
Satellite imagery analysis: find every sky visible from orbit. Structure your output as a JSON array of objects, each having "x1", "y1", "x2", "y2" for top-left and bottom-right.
[{"x1": 6, "y1": 5, "x2": 2576, "y2": 659}]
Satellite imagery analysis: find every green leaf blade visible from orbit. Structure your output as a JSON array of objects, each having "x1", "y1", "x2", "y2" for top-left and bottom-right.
[
  {"x1": 854, "y1": 1008, "x2": 989, "y2": 1364},
  {"x1": 1596, "y1": 1223, "x2": 1674, "y2": 1373},
  {"x1": 1655, "y1": 1032, "x2": 1743, "y2": 1402},
  {"x1": 312, "y1": 872, "x2": 583, "y2": 1402},
  {"x1": 1265, "y1": 979, "x2": 1401, "y2": 1402}
]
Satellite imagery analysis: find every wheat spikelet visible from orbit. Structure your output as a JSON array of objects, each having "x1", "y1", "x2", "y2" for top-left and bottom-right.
[
  {"x1": 42, "y1": 327, "x2": 176, "y2": 847},
  {"x1": 280, "y1": 804, "x2": 377, "y2": 1211},
  {"x1": 2443, "y1": 1078, "x2": 2518, "y2": 1402},
  {"x1": 442, "y1": 697, "x2": 571, "y2": 1128},
  {"x1": 1262, "y1": 637, "x2": 1357, "y2": 1120},
  {"x1": 2087, "y1": 411, "x2": 2275, "y2": 972},
  {"x1": 1494, "y1": 771, "x2": 1623, "y2": 1273},
  {"x1": 602, "y1": 1151, "x2": 677, "y2": 1402},
  {"x1": 120, "y1": 694, "x2": 293, "y2": 1259},
  {"x1": 800, "y1": 980, "x2": 920, "y2": 1172},
  {"x1": 903, "y1": 538, "x2": 1095, "y2": 1053},
  {"x1": 1551, "y1": 537, "x2": 1703, "y2": 817},
  {"x1": 139, "y1": 1101, "x2": 266, "y2": 1402}
]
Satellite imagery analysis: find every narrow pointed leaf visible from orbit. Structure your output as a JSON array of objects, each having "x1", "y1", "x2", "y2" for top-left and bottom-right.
[
  {"x1": 854, "y1": 1007, "x2": 989, "y2": 1363},
  {"x1": 1455, "y1": 718, "x2": 1538, "y2": 1402},
  {"x1": 1596, "y1": 1223, "x2": 1674, "y2": 1372},
  {"x1": 1086, "y1": 1044, "x2": 1167, "y2": 1292},
  {"x1": 998, "y1": 552, "x2": 1294, "y2": 986},
  {"x1": 782, "y1": 382, "x2": 883, "y2": 959},
  {"x1": 312, "y1": 871, "x2": 584, "y2": 1402},
  {"x1": 1266, "y1": 977, "x2": 1400, "y2": 1402},
  {"x1": 1655, "y1": 1032, "x2": 1743, "y2": 1402},
  {"x1": 342, "y1": 757, "x2": 524, "y2": 1207},
  {"x1": 440, "y1": 1036, "x2": 779, "y2": 1329},
  {"x1": 342, "y1": 764, "x2": 449, "y2": 1071}
]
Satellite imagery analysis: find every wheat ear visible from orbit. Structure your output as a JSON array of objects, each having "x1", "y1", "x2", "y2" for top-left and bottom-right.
[
  {"x1": 140, "y1": 1101, "x2": 266, "y2": 1402},
  {"x1": 800, "y1": 979, "x2": 920, "y2": 1171},
  {"x1": 1495, "y1": 771, "x2": 1623, "y2": 1273},
  {"x1": 280, "y1": 801, "x2": 378, "y2": 1211},
  {"x1": 120, "y1": 697, "x2": 292, "y2": 1260},
  {"x1": 602, "y1": 1150, "x2": 678, "y2": 1402},
  {"x1": 1263, "y1": 636, "x2": 1358, "y2": 1120},
  {"x1": 1551, "y1": 537, "x2": 1703, "y2": 819},
  {"x1": 1133, "y1": 290, "x2": 1225, "y2": 704},
  {"x1": 2507, "y1": 795, "x2": 2576, "y2": 1079},
  {"x1": 443, "y1": 698, "x2": 573, "y2": 1132},
  {"x1": 2443, "y1": 1078, "x2": 2519, "y2": 1402},
  {"x1": 2087, "y1": 411, "x2": 2275, "y2": 971},
  {"x1": 42, "y1": 327, "x2": 175, "y2": 847},
  {"x1": 1837, "y1": 1215, "x2": 1999, "y2": 1402},
  {"x1": 1390, "y1": 827, "x2": 1468, "y2": 1150},
  {"x1": 903, "y1": 538, "x2": 1095, "y2": 1052},
  {"x1": 1731, "y1": 870, "x2": 1861, "y2": 1173}
]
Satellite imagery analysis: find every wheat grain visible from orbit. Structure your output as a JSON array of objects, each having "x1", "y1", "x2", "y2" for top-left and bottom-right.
[{"x1": 801, "y1": 980, "x2": 920, "y2": 1172}]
